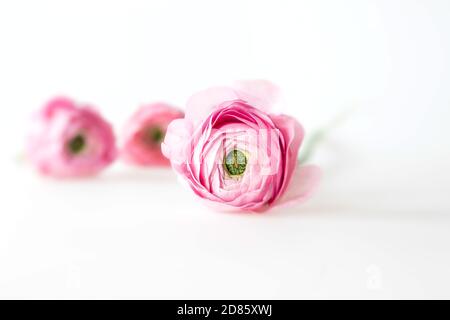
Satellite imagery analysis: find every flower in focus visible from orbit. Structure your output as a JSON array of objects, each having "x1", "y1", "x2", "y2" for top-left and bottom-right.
[
  {"x1": 162, "y1": 80, "x2": 321, "y2": 212},
  {"x1": 121, "y1": 103, "x2": 184, "y2": 166},
  {"x1": 27, "y1": 97, "x2": 117, "y2": 177}
]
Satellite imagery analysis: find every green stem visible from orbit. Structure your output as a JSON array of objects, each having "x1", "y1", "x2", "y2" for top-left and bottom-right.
[
  {"x1": 298, "y1": 107, "x2": 355, "y2": 164},
  {"x1": 14, "y1": 151, "x2": 27, "y2": 165},
  {"x1": 298, "y1": 128, "x2": 326, "y2": 164}
]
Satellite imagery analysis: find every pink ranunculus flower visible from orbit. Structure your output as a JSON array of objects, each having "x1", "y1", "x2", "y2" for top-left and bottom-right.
[
  {"x1": 121, "y1": 103, "x2": 184, "y2": 166},
  {"x1": 27, "y1": 97, "x2": 117, "y2": 177},
  {"x1": 161, "y1": 80, "x2": 321, "y2": 212}
]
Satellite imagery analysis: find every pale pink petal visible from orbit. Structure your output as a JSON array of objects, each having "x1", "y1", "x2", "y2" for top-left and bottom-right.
[
  {"x1": 185, "y1": 86, "x2": 239, "y2": 126},
  {"x1": 276, "y1": 165, "x2": 321, "y2": 207},
  {"x1": 234, "y1": 79, "x2": 280, "y2": 112},
  {"x1": 269, "y1": 114, "x2": 304, "y2": 202},
  {"x1": 161, "y1": 118, "x2": 193, "y2": 166}
]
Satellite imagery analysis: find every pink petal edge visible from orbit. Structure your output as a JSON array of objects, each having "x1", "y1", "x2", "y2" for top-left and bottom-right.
[
  {"x1": 234, "y1": 79, "x2": 280, "y2": 112},
  {"x1": 161, "y1": 118, "x2": 193, "y2": 166},
  {"x1": 185, "y1": 86, "x2": 239, "y2": 126},
  {"x1": 276, "y1": 165, "x2": 322, "y2": 208}
]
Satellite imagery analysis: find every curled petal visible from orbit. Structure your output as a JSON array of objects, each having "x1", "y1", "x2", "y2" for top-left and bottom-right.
[
  {"x1": 234, "y1": 79, "x2": 280, "y2": 112},
  {"x1": 185, "y1": 86, "x2": 239, "y2": 126},
  {"x1": 161, "y1": 118, "x2": 193, "y2": 168},
  {"x1": 269, "y1": 114, "x2": 304, "y2": 201},
  {"x1": 41, "y1": 96, "x2": 77, "y2": 119}
]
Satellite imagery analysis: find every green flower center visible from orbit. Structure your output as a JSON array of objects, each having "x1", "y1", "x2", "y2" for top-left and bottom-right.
[
  {"x1": 67, "y1": 134, "x2": 86, "y2": 155},
  {"x1": 224, "y1": 149, "x2": 247, "y2": 176},
  {"x1": 143, "y1": 126, "x2": 165, "y2": 146}
]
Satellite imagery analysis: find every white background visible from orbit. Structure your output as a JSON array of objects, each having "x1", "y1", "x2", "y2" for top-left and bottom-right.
[{"x1": 0, "y1": 0, "x2": 450, "y2": 299}]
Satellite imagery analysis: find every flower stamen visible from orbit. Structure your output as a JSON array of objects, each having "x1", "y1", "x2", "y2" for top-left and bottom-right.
[
  {"x1": 224, "y1": 149, "x2": 247, "y2": 176},
  {"x1": 67, "y1": 134, "x2": 86, "y2": 155},
  {"x1": 143, "y1": 126, "x2": 165, "y2": 147}
]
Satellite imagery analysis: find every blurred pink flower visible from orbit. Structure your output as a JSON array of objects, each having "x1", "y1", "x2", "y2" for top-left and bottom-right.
[
  {"x1": 162, "y1": 80, "x2": 321, "y2": 212},
  {"x1": 27, "y1": 97, "x2": 117, "y2": 177},
  {"x1": 121, "y1": 103, "x2": 184, "y2": 166}
]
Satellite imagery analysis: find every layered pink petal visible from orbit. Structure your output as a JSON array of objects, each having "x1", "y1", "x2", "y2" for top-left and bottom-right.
[{"x1": 163, "y1": 80, "x2": 320, "y2": 212}]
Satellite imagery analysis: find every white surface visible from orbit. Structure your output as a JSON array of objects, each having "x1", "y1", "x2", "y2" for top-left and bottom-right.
[{"x1": 1, "y1": 0, "x2": 450, "y2": 299}]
